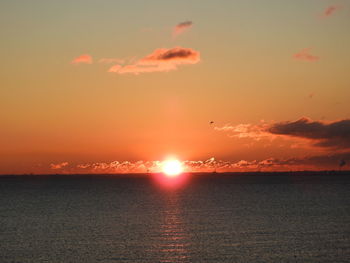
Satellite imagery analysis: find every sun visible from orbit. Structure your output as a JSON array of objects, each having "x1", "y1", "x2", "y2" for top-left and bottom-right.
[{"x1": 162, "y1": 159, "x2": 183, "y2": 177}]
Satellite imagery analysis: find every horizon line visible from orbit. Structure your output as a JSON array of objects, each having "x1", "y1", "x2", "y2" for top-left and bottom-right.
[{"x1": 1, "y1": 170, "x2": 349, "y2": 177}]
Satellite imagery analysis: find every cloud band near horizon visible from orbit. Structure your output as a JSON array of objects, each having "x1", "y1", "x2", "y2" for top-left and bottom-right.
[{"x1": 47, "y1": 152, "x2": 349, "y2": 174}]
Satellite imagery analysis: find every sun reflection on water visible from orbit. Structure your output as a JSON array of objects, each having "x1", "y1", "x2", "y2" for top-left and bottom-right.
[{"x1": 148, "y1": 191, "x2": 192, "y2": 263}]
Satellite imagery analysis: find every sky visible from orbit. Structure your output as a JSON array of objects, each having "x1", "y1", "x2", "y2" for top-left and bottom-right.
[{"x1": 1, "y1": 0, "x2": 350, "y2": 174}]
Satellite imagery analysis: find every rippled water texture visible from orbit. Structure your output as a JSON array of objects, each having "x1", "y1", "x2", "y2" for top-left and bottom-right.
[{"x1": 1, "y1": 174, "x2": 349, "y2": 262}]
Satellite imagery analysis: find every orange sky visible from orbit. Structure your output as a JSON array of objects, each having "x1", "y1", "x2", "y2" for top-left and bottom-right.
[{"x1": 1, "y1": 0, "x2": 350, "y2": 174}]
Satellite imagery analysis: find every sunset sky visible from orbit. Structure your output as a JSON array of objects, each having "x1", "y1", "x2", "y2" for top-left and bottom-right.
[{"x1": 1, "y1": 0, "x2": 350, "y2": 174}]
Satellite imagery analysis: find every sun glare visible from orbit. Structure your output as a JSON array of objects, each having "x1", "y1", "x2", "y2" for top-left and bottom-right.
[{"x1": 162, "y1": 159, "x2": 183, "y2": 177}]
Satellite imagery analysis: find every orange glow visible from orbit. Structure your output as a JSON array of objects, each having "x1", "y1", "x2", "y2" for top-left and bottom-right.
[
  {"x1": 162, "y1": 159, "x2": 183, "y2": 177},
  {"x1": 2, "y1": 1, "x2": 349, "y2": 175},
  {"x1": 152, "y1": 171, "x2": 189, "y2": 190}
]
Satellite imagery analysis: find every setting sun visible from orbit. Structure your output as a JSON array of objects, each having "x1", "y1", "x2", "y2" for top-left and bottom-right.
[{"x1": 162, "y1": 160, "x2": 183, "y2": 177}]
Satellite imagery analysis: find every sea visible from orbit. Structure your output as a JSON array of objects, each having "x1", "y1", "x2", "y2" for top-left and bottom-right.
[{"x1": 0, "y1": 173, "x2": 349, "y2": 263}]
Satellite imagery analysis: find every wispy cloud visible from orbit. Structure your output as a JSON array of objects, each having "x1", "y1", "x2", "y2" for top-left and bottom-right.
[
  {"x1": 115, "y1": 64, "x2": 177, "y2": 74},
  {"x1": 214, "y1": 122, "x2": 272, "y2": 140},
  {"x1": 293, "y1": 48, "x2": 319, "y2": 62},
  {"x1": 108, "y1": 47, "x2": 200, "y2": 75},
  {"x1": 108, "y1": 64, "x2": 123, "y2": 73},
  {"x1": 322, "y1": 5, "x2": 341, "y2": 18},
  {"x1": 71, "y1": 54, "x2": 93, "y2": 64},
  {"x1": 75, "y1": 160, "x2": 162, "y2": 173},
  {"x1": 173, "y1": 21, "x2": 193, "y2": 37},
  {"x1": 50, "y1": 162, "x2": 69, "y2": 170}
]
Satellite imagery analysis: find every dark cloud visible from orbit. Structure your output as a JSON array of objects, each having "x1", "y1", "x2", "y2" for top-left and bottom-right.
[
  {"x1": 176, "y1": 21, "x2": 193, "y2": 28},
  {"x1": 268, "y1": 117, "x2": 350, "y2": 149},
  {"x1": 141, "y1": 47, "x2": 200, "y2": 63},
  {"x1": 173, "y1": 21, "x2": 193, "y2": 37},
  {"x1": 158, "y1": 48, "x2": 196, "y2": 60}
]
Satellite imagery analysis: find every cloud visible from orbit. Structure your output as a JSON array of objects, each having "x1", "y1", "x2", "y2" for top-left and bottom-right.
[
  {"x1": 75, "y1": 158, "x2": 236, "y2": 173},
  {"x1": 71, "y1": 54, "x2": 93, "y2": 64},
  {"x1": 216, "y1": 117, "x2": 350, "y2": 151},
  {"x1": 75, "y1": 160, "x2": 162, "y2": 173},
  {"x1": 108, "y1": 47, "x2": 200, "y2": 75},
  {"x1": 173, "y1": 21, "x2": 193, "y2": 37},
  {"x1": 139, "y1": 47, "x2": 200, "y2": 65},
  {"x1": 114, "y1": 63, "x2": 177, "y2": 74},
  {"x1": 238, "y1": 153, "x2": 350, "y2": 170},
  {"x1": 228, "y1": 153, "x2": 350, "y2": 171},
  {"x1": 50, "y1": 162, "x2": 69, "y2": 170},
  {"x1": 44, "y1": 151, "x2": 350, "y2": 174},
  {"x1": 108, "y1": 64, "x2": 123, "y2": 73},
  {"x1": 289, "y1": 152, "x2": 349, "y2": 168},
  {"x1": 322, "y1": 5, "x2": 341, "y2": 18},
  {"x1": 189, "y1": 154, "x2": 350, "y2": 171},
  {"x1": 214, "y1": 122, "x2": 271, "y2": 140},
  {"x1": 293, "y1": 48, "x2": 319, "y2": 62},
  {"x1": 70, "y1": 153, "x2": 349, "y2": 173},
  {"x1": 268, "y1": 117, "x2": 350, "y2": 150}
]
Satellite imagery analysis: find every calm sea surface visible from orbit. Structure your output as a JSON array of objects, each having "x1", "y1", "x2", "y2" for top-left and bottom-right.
[{"x1": 0, "y1": 174, "x2": 349, "y2": 263}]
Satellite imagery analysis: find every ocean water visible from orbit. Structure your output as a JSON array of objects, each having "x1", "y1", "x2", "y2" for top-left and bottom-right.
[{"x1": 0, "y1": 174, "x2": 349, "y2": 263}]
